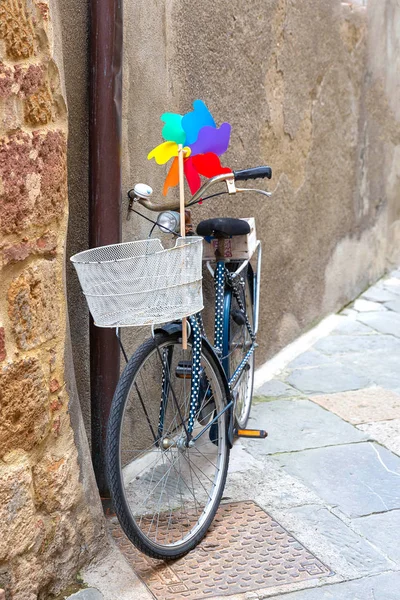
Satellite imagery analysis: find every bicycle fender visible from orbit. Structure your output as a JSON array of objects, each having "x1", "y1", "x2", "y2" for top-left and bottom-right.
[
  {"x1": 154, "y1": 322, "x2": 234, "y2": 448},
  {"x1": 153, "y1": 322, "x2": 183, "y2": 337}
]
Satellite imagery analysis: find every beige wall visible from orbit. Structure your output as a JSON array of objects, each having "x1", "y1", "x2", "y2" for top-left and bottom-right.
[{"x1": 121, "y1": 0, "x2": 400, "y2": 363}]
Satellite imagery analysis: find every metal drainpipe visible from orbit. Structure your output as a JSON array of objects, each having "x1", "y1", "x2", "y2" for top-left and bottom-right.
[{"x1": 89, "y1": 0, "x2": 123, "y2": 497}]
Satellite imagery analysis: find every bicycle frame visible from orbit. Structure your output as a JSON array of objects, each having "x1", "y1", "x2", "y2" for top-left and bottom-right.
[
  {"x1": 115, "y1": 245, "x2": 262, "y2": 446},
  {"x1": 121, "y1": 171, "x2": 266, "y2": 446}
]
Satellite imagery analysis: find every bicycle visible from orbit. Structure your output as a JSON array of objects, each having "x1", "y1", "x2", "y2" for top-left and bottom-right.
[{"x1": 72, "y1": 166, "x2": 272, "y2": 560}]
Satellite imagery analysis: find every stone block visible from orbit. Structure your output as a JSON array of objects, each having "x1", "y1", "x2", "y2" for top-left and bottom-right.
[
  {"x1": 0, "y1": 327, "x2": 5, "y2": 361},
  {"x1": 357, "y1": 419, "x2": 400, "y2": 456},
  {"x1": 244, "y1": 400, "x2": 367, "y2": 455},
  {"x1": 0, "y1": 2, "x2": 35, "y2": 59},
  {"x1": 0, "y1": 358, "x2": 50, "y2": 456},
  {"x1": 311, "y1": 387, "x2": 400, "y2": 424},
  {"x1": 7, "y1": 261, "x2": 60, "y2": 350},
  {"x1": 0, "y1": 130, "x2": 66, "y2": 235},
  {"x1": 0, "y1": 231, "x2": 57, "y2": 266},
  {"x1": 286, "y1": 363, "x2": 370, "y2": 394},
  {"x1": 0, "y1": 460, "x2": 38, "y2": 561},
  {"x1": 273, "y1": 442, "x2": 400, "y2": 517},
  {"x1": 32, "y1": 447, "x2": 82, "y2": 513}
]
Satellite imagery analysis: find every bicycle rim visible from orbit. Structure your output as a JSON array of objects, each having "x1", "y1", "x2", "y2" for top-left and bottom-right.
[
  {"x1": 226, "y1": 266, "x2": 255, "y2": 429},
  {"x1": 107, "y1": 332, "x2": 230, "y2": 559}
]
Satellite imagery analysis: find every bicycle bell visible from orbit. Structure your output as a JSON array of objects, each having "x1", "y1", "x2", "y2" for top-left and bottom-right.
[{"x1": 133, "y1": 183, "x2": 153, "y2": 199}]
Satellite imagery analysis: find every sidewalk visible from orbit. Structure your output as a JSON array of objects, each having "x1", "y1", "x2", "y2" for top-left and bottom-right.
[{"x1": 78, "y1": 268, "x2": 400, "y2": 600}]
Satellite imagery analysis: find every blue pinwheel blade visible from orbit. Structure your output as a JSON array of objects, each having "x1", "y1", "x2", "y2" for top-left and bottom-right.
[{"x1": 181, "y1": 100, "x2": 216, "y2": 145}]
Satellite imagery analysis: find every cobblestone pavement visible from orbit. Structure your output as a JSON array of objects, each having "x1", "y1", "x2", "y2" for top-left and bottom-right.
[{"x1": 81, "y1": 269, "x2": 400, "y2": 600}]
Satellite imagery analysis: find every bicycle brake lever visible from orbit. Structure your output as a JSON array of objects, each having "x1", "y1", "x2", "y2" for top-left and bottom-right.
[{"x1": 236, "y1": 187, "x2": 272, "y2": 197}]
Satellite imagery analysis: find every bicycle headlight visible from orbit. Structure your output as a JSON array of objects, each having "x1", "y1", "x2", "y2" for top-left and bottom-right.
[{"x1": 156, "y1": 211, "x2": 180, "y2": 234}]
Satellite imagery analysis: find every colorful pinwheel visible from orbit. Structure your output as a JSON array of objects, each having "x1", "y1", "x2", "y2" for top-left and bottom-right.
[{"x1": 148, "y1": 100, "x2": 232, "y2": 196}]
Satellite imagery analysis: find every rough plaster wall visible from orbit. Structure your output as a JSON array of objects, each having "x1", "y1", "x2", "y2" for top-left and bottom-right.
[
  {"x1": 58, "y1": 0, "x2": 91, "y2": 443},
  {"x1": 0, "y1": 1, "x2": 104, "y2": 598},
  {"x1": 122, "y1": 0, "x2": 399, "y2": 363}
]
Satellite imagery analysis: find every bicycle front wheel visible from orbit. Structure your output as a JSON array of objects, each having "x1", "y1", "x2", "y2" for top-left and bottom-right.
[{"x1": 106, "y1": 331, "x2": 230, "y2": 559}]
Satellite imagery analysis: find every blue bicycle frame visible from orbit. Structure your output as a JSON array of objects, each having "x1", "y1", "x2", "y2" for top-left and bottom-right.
[{"x1": 181, "y1": 242, "x2": 262, "y2": 442}]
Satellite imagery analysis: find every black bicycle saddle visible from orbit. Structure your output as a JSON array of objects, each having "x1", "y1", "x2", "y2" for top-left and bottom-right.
[{"x1": 197, "y1": 217, "x2": 250, "y2": 238}]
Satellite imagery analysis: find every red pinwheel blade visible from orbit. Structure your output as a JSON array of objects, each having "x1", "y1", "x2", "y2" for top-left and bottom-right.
[
  {"x1": 191, "y1": 153, "x2": 232, "y2": 178},
  {"x1": 189, "y1": 123, "x2": 231, "y2": 157},
  {"x1": 163, "y1": 157, "x2": 179, "y2": 196},
  {"x1": 184, "y1": 156, "x2": 202, "y2": 194}
]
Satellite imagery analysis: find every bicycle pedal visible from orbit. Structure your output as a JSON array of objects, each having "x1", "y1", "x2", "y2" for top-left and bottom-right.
[
  {"x1": 176, "y1": 360, "x2": 192, "y2": 378},
  {"x1": 234, "y1": 428, "x2": 268, "y2": 439}
]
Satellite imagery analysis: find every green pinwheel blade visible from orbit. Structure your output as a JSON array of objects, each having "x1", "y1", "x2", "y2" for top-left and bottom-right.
[{"x1": 160, "y1": 112, "x2": 186, "y2": 145}]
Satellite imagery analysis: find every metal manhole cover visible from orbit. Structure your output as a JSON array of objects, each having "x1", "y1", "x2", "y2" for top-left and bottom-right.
[{"x1": 109, "y1": 501, "x2": 333, "y2": 600}]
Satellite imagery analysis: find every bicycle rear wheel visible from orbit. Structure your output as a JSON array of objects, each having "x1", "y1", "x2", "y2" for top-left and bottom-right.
[
  {"x1": 106, "y1": 331, "x2": 230, "y2": 559},
  {"x1": 224, "y1": 264, "x2": 255, "y2": 429}
]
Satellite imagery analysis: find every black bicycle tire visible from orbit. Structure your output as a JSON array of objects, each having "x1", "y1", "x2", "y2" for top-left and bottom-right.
[
  {"x1": 106, "y1": 331, "x2": 230, "y2": 560},
  {"x1": 225, "y1": 263, "x2": 255, "y2": 429}
]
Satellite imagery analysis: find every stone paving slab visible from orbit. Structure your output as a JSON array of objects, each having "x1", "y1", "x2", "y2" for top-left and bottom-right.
[
  {"x1": 272, "y1": 442, "x2": 400, "y2": 518},
  {"x1": 224, "y1": 458, "x2": 325, "y2": 510},
  {"x1": 228, "y1": 439, "x2": 265, "y2": 473},
  {"x1": 67, "y1": 590, "x2": 103, "y2": 600},
  {"x1": 269, "y1": 505, "x2": 395, "y2": 580},
  {"x1": 362, "y1": 286, "x2": 398, "y2": 303},
  {"x1": 83, "y1": 547, "x2": 152, "y2": 600},
  {"x1": 347, "y1": 352, "x2": 400, "y2": 392},
  {"x1": 286, "y1": 363, "x2": 370, "y2": 395},
  {"x1": 314, "y1": 333, "x2": 400, "y2": 356},
  {"x1": 381, "y1": 277, "x2": 400, "y2": 296},
  {"x1": 357, "y1": 311, "x2": 400, "y2": 337},
  {"x1": 357, "y1": 419, "x2": 400, "y2": 456},
  {"x1": 270, "y1": 572, "x2": 400, "y2": 599},
  {"x1": 286, "y1": 350, "x2": 335, "y2": 369},
  {"x1": 352, "y1": 298, "x2": 386, "y2": 312},
  {"x1": 243, "y1": 400, "x2": 367, "y2": 455},
  {"x1": 311, "y1": 387, "x2": 400, "y2": 424},
  {"x1": 385, "y1": 298, "x2": 400, "y2": 313},
  {"x1": 330, "y1": 317, "x2": 374, "y2": 335},
  {"x1": 352, "y1": 509, "x2": 400, "y2": 565},
  {"x1": 256, "y1": 379, "x2": 303, "y2": 399}
]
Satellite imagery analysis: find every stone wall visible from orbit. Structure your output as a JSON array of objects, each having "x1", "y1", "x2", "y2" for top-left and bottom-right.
[{"x1": 0, "y1": 1, "x2": 103, "y2": 598}]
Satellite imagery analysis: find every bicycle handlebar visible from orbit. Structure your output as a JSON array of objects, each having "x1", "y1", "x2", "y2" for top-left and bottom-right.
[
  {"x1": 234, "y1": 166, "x2": 272, "y2": 181},
  {"x1": 135, "y1": 166, "x2": 272, "y2": 212}
]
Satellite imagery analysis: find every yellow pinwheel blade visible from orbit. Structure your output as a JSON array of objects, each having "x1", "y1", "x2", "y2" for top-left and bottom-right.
[{"x1": 147, "y1": 141, "x2": 178, "y2": 165}]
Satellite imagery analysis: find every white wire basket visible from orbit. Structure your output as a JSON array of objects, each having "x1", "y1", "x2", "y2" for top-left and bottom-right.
[{"x1": 70, "y1": 236, "x2": 203, "y2": 327}]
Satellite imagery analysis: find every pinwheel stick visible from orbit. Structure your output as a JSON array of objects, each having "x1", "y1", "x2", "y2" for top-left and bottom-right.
[{"x1": 178, "y1": 144, "x2": 188, "y2": 350}]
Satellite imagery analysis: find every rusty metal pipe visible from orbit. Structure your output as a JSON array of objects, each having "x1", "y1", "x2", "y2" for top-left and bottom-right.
[{"x1": 89, "y1": 0, "x2": 122, "y2": 496}]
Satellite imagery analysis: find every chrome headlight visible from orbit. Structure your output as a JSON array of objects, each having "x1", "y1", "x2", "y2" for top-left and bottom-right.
[{"x1": 156, "y1": 211, "x2": 180, "y2": 233}]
